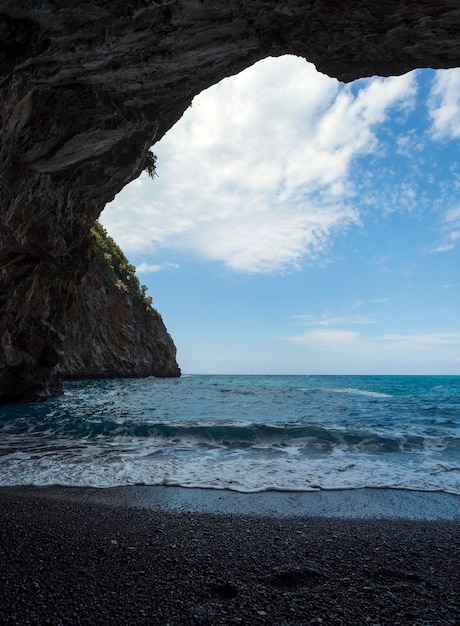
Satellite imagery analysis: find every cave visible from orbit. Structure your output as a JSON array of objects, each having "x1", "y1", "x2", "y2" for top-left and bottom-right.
[{"x1": 1, "y1": 0, "x2": 460, "y2": 402}]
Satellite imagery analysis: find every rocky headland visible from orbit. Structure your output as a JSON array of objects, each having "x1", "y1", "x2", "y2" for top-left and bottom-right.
[
  {"x1": 1, "y1": 0, "x2": 460, "y2": 401},
  {"x1": 57, "y1": 222, "x2": 180, "y2": 381}
]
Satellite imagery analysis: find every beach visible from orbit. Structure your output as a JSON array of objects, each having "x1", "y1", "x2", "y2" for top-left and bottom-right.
[{"x1": 0, "y1": 486, "x2": 458, "y2": 625}]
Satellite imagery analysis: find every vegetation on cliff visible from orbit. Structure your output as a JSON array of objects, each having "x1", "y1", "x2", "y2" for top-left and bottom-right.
[
  {"x1": 58, "y1": 221, "x2": 180, "y2": 380},
  {"x1": 144, "y1": 150, "x2": 158, "y2": 180},
  {"x1": 91, "y1": 221, "x2": 153, "y2": 309}
]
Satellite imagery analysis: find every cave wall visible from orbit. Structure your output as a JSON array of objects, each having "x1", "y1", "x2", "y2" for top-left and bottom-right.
[{"x1": 1, "y1": 0, "x2": 460, "y2": 401}]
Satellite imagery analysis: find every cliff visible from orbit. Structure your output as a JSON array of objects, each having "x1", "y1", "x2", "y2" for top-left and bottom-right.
[
  {"x1": 1, "y1": 0, "x2": 460, "y2": 401},
  {"x1": 57, "y1": 223, "x2": 180, "y2": 380}
]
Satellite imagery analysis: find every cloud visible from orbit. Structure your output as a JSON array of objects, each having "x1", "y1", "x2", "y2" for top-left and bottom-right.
[
  {"x1": 428, "y1": 69, "x2": 460, "y2": 139},
  {"x1": 286, "y1": 303, "x2": 460, "y2": 354},
  {"x1": 381, "y1": 333, "x2": 460, "y2": 347},
  {"x1": 445, "y1": 206, "x2": 460, "y2": 225},
  {"x1": 284, "y1": 328, "x2": 460, "y2": 364},
  {"x1": 396, "y1": 129, "x2": 425, "y2": 158},
  {"x1": 286, "y1": 329, "x2": 366, "y2": 351},
  {"x1": 444, "y1": 206, "x2": 460, "y2": 246},
  {"x1": 136, "y1": 262, "x2": 179, "y2": 273},
  {"x1": 429, "y1": 203, "x2": 460, "y2": 253},
  {"x1": 290, "y1": 313, "x2": 375, "y2": 327},
  {"x1": 102, "y1": 56, "x2": 416, "y2": 274},
  {"x1": 430, "y1": 244, "x2": 455, "y2": 253}
]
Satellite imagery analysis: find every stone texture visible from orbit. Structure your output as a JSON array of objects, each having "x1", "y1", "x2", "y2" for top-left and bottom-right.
[
  {"x1": 1, "y1": 0, "x2": 460, "y2": 401},
  {"x1": 60, "y1": 279, "x2": 180, "y2": 380},
  {"x1": 57, "y1": 227, "x2": 180, "y2": 380}
]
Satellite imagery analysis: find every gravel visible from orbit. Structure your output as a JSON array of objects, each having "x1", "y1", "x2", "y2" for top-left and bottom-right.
[{"x1": 0, "y1": 487, "x2": 458, "y2": 625}]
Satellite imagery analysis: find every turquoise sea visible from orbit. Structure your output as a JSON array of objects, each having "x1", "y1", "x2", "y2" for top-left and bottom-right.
[{"x1": 0, "y1": 375, "x2": 459, "y2": 494}]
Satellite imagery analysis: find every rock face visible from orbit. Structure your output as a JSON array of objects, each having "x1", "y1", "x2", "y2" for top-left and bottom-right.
[
  {"x1": 60, "y1": 278, "x2": 180, "y2": 380},
  {"x1": 60, "y1": 280, "x2": 180, "y2": 381},
  {"x1": 1, "y1": 0, "x2": 460, "y2": 401},
  {"x1": 57, "y1": 223, "x2": 180, "y2": 381}
]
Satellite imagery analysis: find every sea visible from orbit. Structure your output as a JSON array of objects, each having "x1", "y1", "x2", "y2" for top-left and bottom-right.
[{"x1": 0, "y1": 375, "x2": 459, "y2": 495}]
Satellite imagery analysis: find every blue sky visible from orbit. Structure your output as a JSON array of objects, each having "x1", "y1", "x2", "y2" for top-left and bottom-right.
[{"x1": 101, "y1": 56, "x2": 460, "y2": 375}]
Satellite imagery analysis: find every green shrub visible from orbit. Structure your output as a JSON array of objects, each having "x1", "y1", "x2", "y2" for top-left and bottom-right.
[
  {"x1": 144, "y1": 150, "x2": 158, "y2": 179},
  {"x1": 91, "y1": 221, "x2": 153, "y2": 309}
]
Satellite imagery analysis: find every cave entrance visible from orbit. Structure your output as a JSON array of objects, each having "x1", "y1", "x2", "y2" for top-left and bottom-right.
[{"x1": 100, "y1": 56, "x2": 459, "y2": 375}]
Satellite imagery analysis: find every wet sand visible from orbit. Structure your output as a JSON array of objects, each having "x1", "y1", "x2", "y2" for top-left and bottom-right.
[{"x1": 0, "y1": 486, "x2": 459, "y2": 625}]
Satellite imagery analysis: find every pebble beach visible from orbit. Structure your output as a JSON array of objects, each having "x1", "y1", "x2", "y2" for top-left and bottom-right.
[{"x1": 0, "y1": 486, "x2": 458, "y2": 625}]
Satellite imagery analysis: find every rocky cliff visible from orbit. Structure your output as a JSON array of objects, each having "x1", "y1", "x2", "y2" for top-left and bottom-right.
[
  {"x1": 57, "y1": 222, "x2": 180, "y2": 380},
  {"x1": 1, "y1": 0, "x2": 460, "y2": 401}
]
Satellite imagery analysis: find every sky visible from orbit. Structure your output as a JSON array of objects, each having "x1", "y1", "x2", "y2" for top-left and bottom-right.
[{"x1": 101, "y1": 55, "x2": 460, "y2": 375}]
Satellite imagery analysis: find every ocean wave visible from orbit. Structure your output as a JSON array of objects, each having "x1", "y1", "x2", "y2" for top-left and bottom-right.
[
  {"x1": 1, "y1": 375, "x2": 459, "y2": 495},
  {"x1": 325, "y1": 387, "x2": 393, "y2": 398},
  {"x1": 1, "y1": 448, "x2": 459, "y2": 495},
  {"x1": 1, "y1": 419, "x2": 457, "y2": 455}
]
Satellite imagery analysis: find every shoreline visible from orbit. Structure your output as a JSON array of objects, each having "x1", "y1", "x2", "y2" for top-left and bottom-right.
[{"x1": 2, "y1": 484, "x2": 459, "y2": 520}]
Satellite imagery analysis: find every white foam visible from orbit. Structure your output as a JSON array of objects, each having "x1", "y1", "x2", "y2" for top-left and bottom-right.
[
  {"x1": 2, "y1": 376, "x2": 458, "y2": 496},
  {"x1": 328, "y1": 387, "x2": 393, "y2": 398},
  {"x1": 1, "y1": 445, "x2": 459, "y2": 495}
]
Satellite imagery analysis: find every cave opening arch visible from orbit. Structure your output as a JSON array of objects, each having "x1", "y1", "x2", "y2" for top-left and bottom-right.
[{"x1": 101, "y1": 55, "x2": 459, "y2": 376}]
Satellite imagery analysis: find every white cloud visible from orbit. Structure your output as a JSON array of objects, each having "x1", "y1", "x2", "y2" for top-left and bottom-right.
[
  {"x1": 430, "y1": 244, "x2": 455, "y2": 253},
  {"x1": 381, "y1": 333, "x2": 460, "y2": 347},
  {"x1": 136, "y1": 262, "x2": 179, "y2": 273},
  {"x1": 290, "y1": 313, "x2": 375, "y2": 327},
  {"x1": 429, "y1": 69, "x2": 460, "y2": 139},
  {"x1": 285, "y1": 329, "x2": 372, "y2": 356},
  {"x1": 445, "y1": 206, "x2": 460, "y2": 223},
  {"x1": 284, "y1": 329, "x2": 460, "y2": 366},
  {"x1": 429, "y1": 203, "x2": 460, "y2": 253},
  {"x1": 396, "y1": 130, "x2": 425, "y2": 158},
  {"x1": 102, "y1": 56, "x2": 416, "y2": 274}
]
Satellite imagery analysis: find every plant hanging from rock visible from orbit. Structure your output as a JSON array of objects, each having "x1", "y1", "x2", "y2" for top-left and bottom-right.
[{"x1": 144, "y1": 149, "x2": 158, "y2": 179}]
